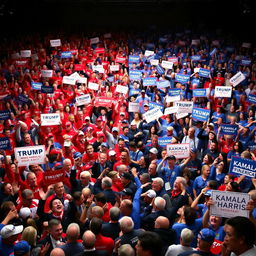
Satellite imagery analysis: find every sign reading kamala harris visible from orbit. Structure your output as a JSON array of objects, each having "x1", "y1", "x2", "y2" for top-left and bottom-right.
[
  {"x1": 61, "y1": 51, "x2": 72, "y2": 58},
  {"x1": 240, "y1": 59, "x2": 251, "y2": 66},
  {"x1": 193, "y1": 89, "x2": 207, "y2": 97},
  {"x1": 15, "y1": 145, "x2": 46, "y2": 167},
  {"x1": 210, "y1": 191, "x2": 250, "y2": 218},
  {"x1": 129, "y1": 70, "x2": 142, "y2": 80},
  {"x1": 167, "y1": 143, "x2": 190, "y2": 159},
  {"x1": 174, "y1": 101, "x2": 193, "y2": 113},
  {"x1": 156, "y1": 80, "x2": 170, "y2": 89},
  {"x1": 192, "y1": 108, "x2": 210, "y2": 122},
  {"x1": 129, "y1": 55, "x2": 140, "y2": 64},
  {"x1": 248, "y1": 94, "x2": 256, "y2": 104},
  {"x1": 230, "y1": 72, "x2": 246, "y2": 87},
  {"x1": 175, "y1": 74, "x2": 190, "y2": 84},
  {"x1": 0, "y1": 137, "x2": 11, "y2": 150},
  {"x1": 161, "y1": 61, "x2": 173, "y2": 70},
  {"x1": 220, "y1": 124, "x2": 238, "y2": 136},
  {"x1": 229, "y1": 156, "x2": 256, "y2": 178},
  {"x1": 199, "y1": 68, "x2": 211, "y2": 78},
  {"x1": 143, "y1": 77, "x2": 157, "y2": 86},
  {"x1": 214, "y1": 86, "x2": 232, "y2": 98},
  {"x1": 191, "y1": 55, "x2": 201, "y2": 61},
  {"x1": 148, "y1": 102, "x2": 164, "y2": 112}
]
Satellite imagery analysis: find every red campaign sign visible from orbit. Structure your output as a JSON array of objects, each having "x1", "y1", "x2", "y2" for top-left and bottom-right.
[
  {"x1": 15, "y1": 60, "x2": 28, "y2": 67},
  {"x1": 43, "y1": 169, "x2": 65, "y2": 186},
  {"x1": 115, "y1": 56, "x2": 126, "y2": 64},
  {"x1": 94, "y1": 97, "x2": 113, "y2": 107},
  {"x1": 168, "y1": 57, "x2": 179, "y2": 64},
  {"x1": 95, "y1": 48, "x2": 105, "y2": 54},
  {"x1": 74, "y1": 64, "x2": 85, "y2": 71},
  {"x1": 71, "y1": 49, "x2": 78, "y2": 55},
  {"x1": 210, "y1": 239, "x2": 223, "y2": 255}
]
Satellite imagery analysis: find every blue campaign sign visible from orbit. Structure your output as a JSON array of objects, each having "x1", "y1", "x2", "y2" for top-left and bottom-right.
[
  {"x1": 220, "y1": 124, "x2": 238, "y2": 136},
  {"x1": 210, "y1": 48, "x2": 217, "y2": 56},
  {"x1": 240, "y1": 59, "x2": 251, "y2": 66},
  {"x1": 229, "y1": 156, "x2": 256, "y2": 178},
  {"x1": 169, "y1": 88, "x2": 181, "y2": 96},
  {"x1": 175, "y1": 74, "x2": 190, "y2": 84},
  {"x1": 148, "y1": 101, "x2": 164, "y2": 112},
  {"x1": 192, "y1": 107, "x2": 210, "y2": 122},
  {"x1": 61, "y1": 51, "x2": 72, "y2": 58},
  {"x1": 129, "y1": 55, "x2": 140, "y2": 64},
  {"x1": 41, "y1": 86, "x2": 54, "y2": 94},
  {"x1": 129, "y1": 88, "x2": 141, "y2": 97},
  {"x1": 143, "y1": 77, "x2": 157, "y2": 86},
  {"x1": 156, "y1": 80, "x2": 170, "y2": 89},
  {"x1": 248, "y1": 94, "x2": 256, "y2": 104},
  {"x1": 193, "y1": 89, "x2": 207, "y2": 97},
  {"x1": 191, "y1": 55, "x2": 201, "y2": 61},
  {"x1": 156, "y1": 64, "x2": 165, "y2": 75},
  {"x1": 158, "y1": 136, "x2": 172, "y2": 147},
  {"x1": 199, "y1": 68, "x2": 211, "y2": 78},
  {"x1": 0, "y1": 137, "x2": 11, "y2": 150},
  {"x1": 129, "y1": 70, "x2": 142, "y2": 80},
  {"x1": 18, "y1": 95, "x2": 30, "y2": 104},
  {"x1": 31, "y1": 82, "x2": 42, "y2": 90},
  {"x1": 0, "y1": 110, "x2": 10, "y2": 120},
  {"x1": 147, "y1": 54, "x2": 155, "y2": 61}
]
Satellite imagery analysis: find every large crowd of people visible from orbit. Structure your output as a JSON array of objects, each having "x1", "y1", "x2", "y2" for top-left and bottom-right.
[{"x1": 0, "y1": 27, "x2": 256, "y2": 256}]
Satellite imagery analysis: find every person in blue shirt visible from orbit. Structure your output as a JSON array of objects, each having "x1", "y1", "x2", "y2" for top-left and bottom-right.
[{"x1": 193, "y1": 165, "x2": 211, "y2": 198}]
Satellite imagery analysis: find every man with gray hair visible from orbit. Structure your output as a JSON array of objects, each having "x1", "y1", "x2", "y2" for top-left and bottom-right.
[
  {"x1": 165, "y1": 228, "x2": 194, "y2": 256},
  {"x1": 60, "y1": 223, "x2": 84, "y2": 256},
  {"x1": 118, "y1": 244, "x2": 135, "y2": 256}
]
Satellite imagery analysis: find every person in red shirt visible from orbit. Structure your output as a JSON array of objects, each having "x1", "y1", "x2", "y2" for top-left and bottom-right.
[
  {"x1": 113, "y1": 151, "x2": 130, "y2": 172},
  {"x1": 82, "y1": 144, "x2": 99, "y2": 166},
  {"x1": 218, "y1": 134, "x2": 235, "y2": 154},
  {"x1": 61, "y1": 121, "x2": 77, "y2": 142}
]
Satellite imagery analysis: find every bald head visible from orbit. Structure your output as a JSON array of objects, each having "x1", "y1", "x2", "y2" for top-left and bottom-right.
[
  {"x1": 66, "y1": 223, "x2": 80, "y2": 242},
  {"x1": 155, "y1": 216, "x2": 170, "y2": 229},
  {"x1": 82, "y1": 230, "x2": 96, "y2": 249},
  {"x1": 50, "y1": 248, "x2": 65, "y2": 256}
]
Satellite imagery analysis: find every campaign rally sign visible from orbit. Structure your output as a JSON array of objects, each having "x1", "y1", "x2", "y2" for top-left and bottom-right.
[
  {"x1": 167, "y1": 143, "x2": 190, "y2": 159},
  {"x1": 191, "y1": 55, "x2": 201, "y2": 61},
  {"x1": 128, "y1": 102, "x2": 140, "y2": 112},
  {"x1": 229, "y1": 156, "x2": 256, "y2": 178},
  {"x1": 43, "y1": 169, "x2": 65, "y2": 186},
  {"x1": 144, "y1": 50, "x2": 154, "y2": 57},
  {"x1": 242, "y1": 42, "x2": 251, "y2": 48},
  {"x1": 161, "y1": 61, "x2": 173, "y2": 70},
  {"x1": 156, "y1": 80, "x2": 170, "y2": 89},
  {"x1": 150, "y1": 59, "x2": 159, "y2": 66},
  {"x1": 129, "y1": 70, "x2": 142, "y2": 80},
  {"x1": 174, "y1": 101, "x2": 193, "y2": 113},
  {"x1": 220, "y1": 124, "x2": 238, "y2": 136},
  {"x1": 176, "y1": 113, "x2": 189, "y2": 120},
  {"x1": 20, "y1": 50, "x2": 31, "y2": 58},
  {"x1": 199, "y1": 68, "x2": 211, "y2": 78},
  {"x1": 248, "y1": 94, "x2": 256, "y2": 104},
  {"x1": 210, "y1": 48, "x2": 217, "y2": 56},
  {"x1": 110, "y1": 65, "x2": 119, "y2": 72},
  {"x1": 168, "y1": 57, "x2": 178, "y2": 64},
  {"x1": 143, "y1": 108, "x2": 163, "y2": 123},
  {"x1": 164, "y1": 106, "x2": 178, "y2": 115},
  {"x1": 0, "y1": 137, "x2": 11, "y2": 150},
  {"x1": 214, "y1": 86, "x2": 232, "y2": 98},
  {"x1": 129, "y1": 55, "x2": 140, "y2": 64},
  {"x1": 94, "y1": 97, "x2": 113, "y2": 108},
  {"x1": 115, "y1": 56, "x2": 126, "y2": 64},
  {"x1": 129, "y1": 89, "x2": 141, "y2": 97},
  {"x1": 74, "y1": 64, "x2": 85, "y2": 71},
  {"x1": 41, "y1": 70, "x2": 53, "y2": 78},
  {"x1": 15, "y1": 60, "x2": 28, "y2": 67},
  {"x1": 148, "y1": 101, "x2": 164, "y2": 112},
  {"x1": 116, "y1": 85, "x2": 128, "y2": 95},
  {"x1": 90, "y1": 37, "x2": 100, "y2": 44},
  {"x1": 169, "y1": 88, "x2": 181, "y2": 96},
  {"x1": 156, "y1": 64, "x2": 165, "y2": 75},
  {"x1": 0, "y1": 110, "x2": 11, "y2": 120},
  {"x1": 18, "y1": 95, "x2": 30, "y2": 104},
  {"x1": 41, "y1": 86, "x2": 54, "y2": 94},
  {"x1": 210, "y1": 190, "x2": 250, "y2": 218},
  {"x1": 31, "y1": 82, "x2": 42, "y2": 90},
  {"x1": 41, "y1": 113, "x2": 61, "y2": 126},
  {"x1": 143, "y1": 77, "x2": 157, "y2": 86},
  {"x1": 191, "y1": 39, "x2": 200, "y2": 45},
  {"x1": 15, "y1": 145, "x2": 45, "y2": 167},
  {"x1": 61, "y1": 51, "x2": 72, "y2": 58},
  {"x1": 62, "y1": 76, "x2": 77, "y2": 85},
  {"x1": 92, "y1": 65, "x2": 105, "y2": 74},
  {"x1": 77, "y1": 77, "x2": 87, "y2": 84},
  {"x1": 192, "y1": 108, "x2": 210, "y2": 122},
  {"x1": 158, "y1": 137, "x2": 173, "y2": 147},
  {"x1": 76, "y1": 94, "x2": 91, "y2": 106},
  {"x1": 193, "y1": 89, "x2": 207, "y2": 97},
  {"x1": 240, "y1": 59, "x2": 251, "y2": 66},
  {"x1": 230, "y1": 72, "x2": 246, "y2": 87},
  {"x1": 88, "y1": 82, "x2": 99, "y2": 91},
  {"x1": 166, "y1": 95, "x2": 180, "y2": 103},
  {"x1": 95, "y1": 48, "x2": 105, "y2": 54},
  {"x1": 50, "y1": 39, "x2": 61, "y2": 47},
  {"x1": 175, "y1": 74, "x2": 190, "y2": 84}
]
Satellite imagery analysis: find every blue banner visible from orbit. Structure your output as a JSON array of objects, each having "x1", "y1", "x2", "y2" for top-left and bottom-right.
[
  {"x1": 169, "y1": 88, "x2": 181, "y2": 97},
  {"x1": 199, "y1": 68, "x2": 211, "y2": 78},
  {"x1": 175, "y1": 74, "x2": 190, "y2": 84},
  {"x1": 61, "y1": 51, "x2": 72, "y2": 58},
  {"x1": 191, "y1": 55, "x2": 201, "y2": 61},
  {"x1": 248, "y1": 94, "x2": 256, "y2": 104},
  {"x1": 129, "y1": 70, "x2": 142, "y2": 80},
  {"x1": 210, "y1": 48, "x2": 217, "y2": 56},
  {"x1": 156, "y1": 80, "x2": 170, "y2": 88},
  {"x1": 220, "y1": 124, "x2": 238, "y2": 136},
  {"x1": 147, "y1": 54, "x2": 155, "y2": 61},
  {"x1": 143, "y1": 77, "x2": 157, "y2": 86},
  {"x1": 31, "y1": 82, "x2": 42, "y2": 90},
  {"x1": 41, "y1": 86, "x2": 54, "y2": 94},
  {"x1": 148, "y1": 101, "x2": 164, "y2": 112},
  {"x1": 129, "y1": 89, "x2": 141, "y2": 97},
  {"x1": 156, "y1": 65, "x2": 165, "y2": 75},
  {"x1": 0, "y1": 137, "x2": 11, "y2": 150},
  {"x1": 192, "y1": 108, "x2": 210, "y2": 122},
  {"x1": 0, "y1": 110, "x2": 10, "y2": 120},
  {"x1": 129, "y1": 55, "x2": 140, "y2": 64},
  {"x1": 229, "y1": 156, "x2": 256, "y2": 178},
  {"x1": 18, "y1": 95, "x2": 30, "y2": 104},
  {"x1": 193, "y1": 89, "x2": 207, "y2": 97},
  {"x1": 158, "y1": 136, "x2": 172, "y2": 147},
  {"x1": 240, "y1": 59, "x2": 251, "y2": 66}
]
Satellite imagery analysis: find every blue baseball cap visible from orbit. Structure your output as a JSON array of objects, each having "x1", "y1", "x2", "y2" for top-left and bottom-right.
[
  {"x1": 14, "y1": 240, "x2": 31, "y2": 255},
  {"x1": 73, "y1": 152, "x2": 82, "y2": 159},
  {"x1": 198, "y1": 228, "x2": 215, "y2": 242},
  {"x1": 203, "y1": 190, "x2": 212, "y2": 197},
  {"x1": 101, "y1": 142, "x2": 109, "y2": 148}
]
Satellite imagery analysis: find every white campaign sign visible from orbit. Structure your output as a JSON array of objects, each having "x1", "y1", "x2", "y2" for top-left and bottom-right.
[
  {"x1": 41, "y1": 70, "x2": 53, "y2": 78},
  {"x1": 76, "y1": 94, "x2": 91, "y2": 106},
  {"x1": 77, "y1": 77, "x2": 87, "y2": 84},
  {"x1": 210, "y1": 190, "x2": 250, "y2": 218},
  {"x1": 166, "y1": 95, "x2": 180, "y2": 103},
  {"x1": 92, "y1": 65, "x2": 105, "y2": 73},
  {"x1": 15, "y1": 145, "x2": 45, "y2": 167},
  {"x1": 145, "y1": 50, "x2": 154, "y2": 57},
  {"x1": 69, "y1": 72, "x2": 81, "y2": 80},
  {"x1": 116, "y1": 85, "x2": 128, "y2": 95},
  {"x1": 110, "y1": 65, "x2": 119, "y2": 72},
  {"x1": 143, "y1": 108, "x2": 163, "y2": 123},
  {"x1": 150, "y1": 59, "x2": 159, "y2": 66},
  {"x1": 41, "y1": 113, "x2": 61, "y2": 126},
  {"x1": 242, "y1": 42, "x2": 251, "y2": 48},
  {"x1": 164, "y1": 106, "x2": 178, "y2": 115},
  {"x1": 230, "y1": 72, "x2": 246, "y2": 87},
  {"x1": 128, "y1": 102, "x2": 140, "y2": 112},
  {"x1": 90, "y1": 37, "x2": 100, "y2": 44},
  {"x1": 174, "y1": 101, "x2": 193, "y2": 113},
  {"x1": 50, "y1": 39, "x2": 61, "y2": 47},
  {"x1": 62, "y1": 76, "x2": 77, "y2": 85},
  {"x1": 214, "y1": 86, "x2": 232, "y2": 98},
  {"x1": 161, "y1": 61, "x2": 173, "y2": 70},
  {"x1": 20, "y1": 50, "x2": 31, "y2": 58},
  {"x1": 176, "y1": 113, "x2": 189, "y2": 119},
  {"x1": 88, "y1": 82, "x2": 99, "y2": 91},
  {"x1": 167, "y1": 143, "x2": 190, "y2": 159}
]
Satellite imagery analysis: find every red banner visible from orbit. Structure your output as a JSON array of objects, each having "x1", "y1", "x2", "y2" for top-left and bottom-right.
[
  {"x1": 71, "y1": 49, "x2": 78, "y2": 55},
  {"x1": 210, "y1": 239, "x2": 223, "y2": 255},
  {"x1": 15, "y1": 60, "x2": 28, "y2": 67},
  {"x1": 43, "y1": 169, "x2": 65, "y2": 186},
  {"x1": 74, "y1": 64, "x2": 85, "y2": 71},
  {"x1": 95, "y1": 48, "x2": 105, "y2": 54},
  {"x1": 115, "y1": 56, "x2": 126, "y2": 64},
  {"x1": 94, "y1": 97, "x2": 113, "y2": 108}
]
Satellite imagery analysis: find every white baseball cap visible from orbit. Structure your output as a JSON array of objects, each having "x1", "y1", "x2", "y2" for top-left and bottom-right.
[
  {"x1": 149, "y1": 147, "x2": 158, "y2": 154},
  {"x1": 145, "y1": 189, "x2": 156, "y2": 198},
  {"x1": 19, "y1": 207, "x2": 31, "y2": 219},
  {"x1": 0, "y1": 225, "x2": 23, "y2": 239}
]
